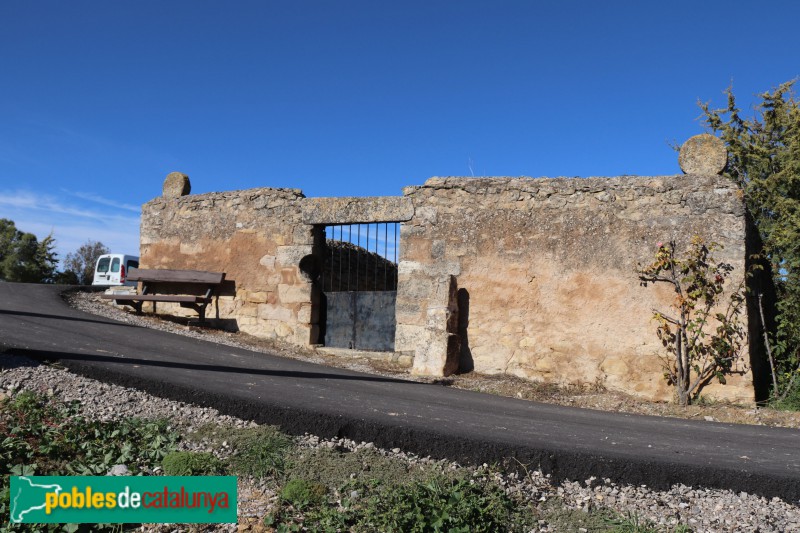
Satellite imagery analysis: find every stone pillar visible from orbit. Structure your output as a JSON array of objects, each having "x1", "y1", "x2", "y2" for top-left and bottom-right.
[{"x1": 411, "y1": 275, "x2": 461, "y2": 376}]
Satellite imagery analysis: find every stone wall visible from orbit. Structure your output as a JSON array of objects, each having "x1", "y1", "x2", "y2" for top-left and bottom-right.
[
  {"x1": 140, "y1": 194, "x2": 414, "y2": 345},
  {"x1": 139, "y1": 171, "x2": 758, "y2": 403},
  {"x1": 139, "y1": 187, "x2": 320, "y2": 345},
  {"x1": 396, "y1": 174, "x2": 752, "y2": 402}
]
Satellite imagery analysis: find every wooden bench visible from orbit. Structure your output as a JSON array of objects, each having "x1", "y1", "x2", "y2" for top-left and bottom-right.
[{"x1": 101, "y1": 268, "x2": 226, "y2": 325}]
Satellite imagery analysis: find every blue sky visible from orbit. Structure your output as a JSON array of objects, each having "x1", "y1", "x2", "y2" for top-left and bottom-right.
[{"x1": 1, "y1": 1, "x2": 798, "y2": 264}]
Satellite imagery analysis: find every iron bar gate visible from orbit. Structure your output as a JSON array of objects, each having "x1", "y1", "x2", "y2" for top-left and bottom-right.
[{"x1": 321, "y1": 222, "x2": 399, "y2": 351}]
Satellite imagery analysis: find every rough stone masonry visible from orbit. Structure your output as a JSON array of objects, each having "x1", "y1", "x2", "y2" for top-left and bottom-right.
[{"x1": 139, "y1": 135, "x2": 762, "y2": 403}]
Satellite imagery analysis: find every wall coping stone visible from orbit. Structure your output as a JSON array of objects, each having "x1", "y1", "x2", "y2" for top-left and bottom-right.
[
  {"x1": 144, "y1": 186, "x2": 306, "y2": 208},
  {"x1": 301, "y1": 196, "x2": 414, "y2": 224},
  {"x1": 417, "y1": 174, "x2": 736, "y2": 193}
]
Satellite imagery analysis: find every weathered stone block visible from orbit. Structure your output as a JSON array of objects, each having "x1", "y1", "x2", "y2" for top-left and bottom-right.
[
  {"x1": 247, "y1": 291, "x2": 269, "y2": 304},
  {"x1": 411, "y1": 330, "x2": 460, "y2": 377},
  {"x1": 397, "y1": 277, "x2": 434, "y2": 301},
  {"x1": 425, "y1": 306, "x2": 449, "y2": 329},
  {"x1": 600, "y1": 356, "x2": 630, "y2": 376},
  {"x1": 394, "y1": 302, "x2": 425, "y2": 326},
  {"x1": 163, "y1": 172, "x2": 191, "y2": 198},
  {"x1": 280, "y1": 268, "x2": 298, "y2": 285},
  {"x1": 239, "y1": 304, "x2": 258, "y2": 317},
  {"x1": 429, "y1": 275, "x2": 458, "y2": 308},
  {"x1": 394, "y1": 323, "x2": 426, "y2": 354},
  {"x1": 301, "y1": 196, "x2": 414, "y2": 224},
  {"x1": 293, "y1": 324, "x2": 319, "y2": 345},
  {"x1": 274, "y1": 322, "x2": 293, "y2": 337},
  {"x1": 278, "y1": 283, "x2": 312, "y2": 304},
  {"x1": 519, "y1": 336, "x2": 537, "y2": 348},
  {"x1": 277, "y1": 245, "x2": 314, "y2": 268},
  {"x1": 258, "y1": 303, "x2": 294, "y2": 322},
  {"x1": 297, "y1": 303, "x2": 319, "y2": 324},
  {"x1": 292, "y1": 224, "x2": 315, "y2": 245},
  {"x1": 398, "y1": 261, "x2": 424, "y2": 275}
]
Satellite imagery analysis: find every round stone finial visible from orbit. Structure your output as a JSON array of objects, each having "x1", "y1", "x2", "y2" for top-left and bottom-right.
[
  {"x1": 678, "y1": 134, "x2": 727, "y2": 175},
  {"x1": 162, "y1": 172, "x2": 191, "y2": 198}
]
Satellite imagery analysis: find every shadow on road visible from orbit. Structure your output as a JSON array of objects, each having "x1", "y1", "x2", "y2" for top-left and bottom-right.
[
  {"x1": 5, "y1": 347, "x2": 416, "y2": 385},
  {"x1": 0, "y1": 350, "x2": 44, "y2": 370},
  {"x1": 0, "y1": 309, "x2": 137, "y2": 328}
]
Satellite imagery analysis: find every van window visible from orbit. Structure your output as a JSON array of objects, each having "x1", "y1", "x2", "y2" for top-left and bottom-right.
[
  {"x1": 97, "y1": 258, "x2": 110, "y2": 273},
  {"x1": 111, "y1": 258, "x2": 121, "y2": 273},
  {"x1": 128, "y1": 260, "x2": 139, "y2": 269}
]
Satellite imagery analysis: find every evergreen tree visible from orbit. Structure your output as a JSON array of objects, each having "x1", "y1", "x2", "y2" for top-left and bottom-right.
[
  {"x1": 0, "y1": 219, "x2": 59, "y2": 283},
  {"x1": 700, "y1": 80, "x2": 800, "y2": 404}
]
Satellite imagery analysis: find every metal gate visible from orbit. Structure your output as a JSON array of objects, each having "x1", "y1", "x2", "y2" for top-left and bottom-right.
[{"x1": 321, "y1": 222, "x2": 398, "y2": 351}]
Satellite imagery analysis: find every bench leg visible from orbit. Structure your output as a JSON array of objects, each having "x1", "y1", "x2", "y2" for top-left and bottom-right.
[{"x1": 181, "y1": 302, "x2": 208, "y2": 326}]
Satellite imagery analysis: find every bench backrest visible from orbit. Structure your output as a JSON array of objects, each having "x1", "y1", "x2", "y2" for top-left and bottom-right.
[{"x1": 127, "y1": 268, "x2": 225, "y2": 285}]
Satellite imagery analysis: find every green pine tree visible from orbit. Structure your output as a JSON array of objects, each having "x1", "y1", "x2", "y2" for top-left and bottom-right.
[
  {"x1": 0, "y1": 218, "x2": 58, "y2": 283},
  {"x1": 700, "y1": 80, "x2": 800, "y2": 405}
]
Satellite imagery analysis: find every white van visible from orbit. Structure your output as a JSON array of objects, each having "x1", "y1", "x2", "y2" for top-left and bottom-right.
[{"x1": 92, "y1": 254, "x2": 140, "y2": 286}]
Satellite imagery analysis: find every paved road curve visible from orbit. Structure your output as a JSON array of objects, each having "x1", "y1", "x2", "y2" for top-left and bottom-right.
[{"x1": 1, "y1": 283, "x2": 799, "y2": 501}]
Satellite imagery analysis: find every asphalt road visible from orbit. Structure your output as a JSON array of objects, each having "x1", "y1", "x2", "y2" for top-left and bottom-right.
[{"x1": 1, "y1": 283, "x2": 799, "y2": 501}]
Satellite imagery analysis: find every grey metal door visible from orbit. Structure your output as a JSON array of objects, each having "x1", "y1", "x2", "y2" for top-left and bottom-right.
[
  {"x1": 321, "y1": 223, "x2": 398, "y2": 351},
  {"x1": 324, "y1": 291, "x2": 396, "y2": 351}
]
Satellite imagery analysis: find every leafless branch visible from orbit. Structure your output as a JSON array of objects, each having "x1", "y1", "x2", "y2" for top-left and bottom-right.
[{"x1": 757, "y1": 293, "x2": 779, "y2": 393}]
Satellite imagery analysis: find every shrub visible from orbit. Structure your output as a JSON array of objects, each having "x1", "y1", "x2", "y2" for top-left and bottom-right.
[
  {"x1": 357, "y1": 475, "x2": 529, "y2": 532},
  {"x1": 161, "y1": 451, "x2": 224, "y2": 476},
  {"x1": 774, "y1": 383, "x2": 800, "y2": 411},
  {"x1": 280, "y1": 478, "x2": 328, "y2": 508},
  {"x1": 277, "y1": 472, "x2": 536, "y2": 532},
  {"x1": 227, "y1": 426, "x2": 293, "y2": 478}
]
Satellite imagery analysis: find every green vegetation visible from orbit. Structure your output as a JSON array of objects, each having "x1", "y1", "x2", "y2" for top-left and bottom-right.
[
  {"x1": 0, "y1": 219, "x2": 111, "y2": 285},
  {"x1": 267, "y1": 471, "x2": 537, "y2": 532},
  {"x1": 1, "y1": 391, "x2": 179, "y2": 477},
  {"x1": 227, "y1": 425, "x2": 294, "y2": 478},
  {"x1": 0, "y1": 391, "x2": 180, "y2": 532},
  {"x1": 350, "y1": 474, "x2": 530, "y2": 532},
  {"x1": 0, "y1": 219, "x2": 58, "y2": 284},
  {"x1": 284, "y1": 445, "x2": 449, "y2": 489},
  {"x1": 699, "y1": 80, "x2": 800, "y2": 406},
  {"x1": 185, "y1": 423, "x2": 690, "y2": 531},
  {"x1": 1, "y1": 394, "x2": 693, "y2": 531},
  {"x1": 638, "y1": 238, "x2": 746, "y2": 405},
  {"x1": 161, "y1": 451, "x2": 224, "y2": 476},
  {"x1": 280, "y1": 478, "x2": 328, "y2": 508},
  {"x1": 188, "y1": 422, "x2": 293, "y2": 477}
]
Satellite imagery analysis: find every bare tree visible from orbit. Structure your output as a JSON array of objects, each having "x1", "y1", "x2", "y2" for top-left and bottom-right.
[{"x1": 63, "y1": 240, "x2": 109, "y2": 284}]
